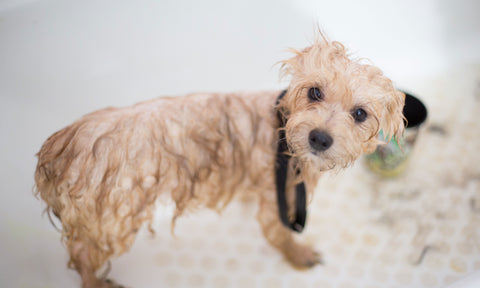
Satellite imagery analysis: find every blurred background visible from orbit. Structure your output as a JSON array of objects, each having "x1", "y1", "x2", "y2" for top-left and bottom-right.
[{"x1": 1, "y1": 0, "x2": 479, "y2": 287}]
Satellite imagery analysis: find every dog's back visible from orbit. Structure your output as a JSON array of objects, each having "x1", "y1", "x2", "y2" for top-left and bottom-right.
[{"x1": 34, "y1": 92, "x2": 277, "y2": 272}]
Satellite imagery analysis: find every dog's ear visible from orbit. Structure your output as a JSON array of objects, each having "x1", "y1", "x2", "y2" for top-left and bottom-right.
[{"x1": 379, "y1": 89, "x2": 406, "y2": 143}]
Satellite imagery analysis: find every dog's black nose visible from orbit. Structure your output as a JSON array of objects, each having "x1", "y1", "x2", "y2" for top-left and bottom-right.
[{"x1": 309, "y1": 130, "x2": 333, "y2": 152}]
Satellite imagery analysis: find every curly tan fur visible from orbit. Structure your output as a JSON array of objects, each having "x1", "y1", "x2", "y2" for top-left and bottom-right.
[{"x1": 35, "y1": 35, "x2": 405, "y2": 288}]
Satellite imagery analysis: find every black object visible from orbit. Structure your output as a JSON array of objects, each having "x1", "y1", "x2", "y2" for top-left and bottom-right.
[
  {"x1": 403, "y1": 92, "x2": 428, "y2": 128},
  {"x1": 275, "y1": 90, "x2": 307, "y2": 233}
]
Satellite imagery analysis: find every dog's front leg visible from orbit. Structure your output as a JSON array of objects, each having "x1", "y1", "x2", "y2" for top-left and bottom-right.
[{"x1": 257, "y1": 193, "x2": 322, "y2": 269}]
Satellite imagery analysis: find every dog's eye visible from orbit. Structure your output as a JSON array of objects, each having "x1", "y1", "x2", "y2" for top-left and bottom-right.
[
  {"x1": 352, "y1": 108, "x2": 367, "y2": 122},
  {"x1": 308, "y1": 87, "x2": 324, "y2": 102}
]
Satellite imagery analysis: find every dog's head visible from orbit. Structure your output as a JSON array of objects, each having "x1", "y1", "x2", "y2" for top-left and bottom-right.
[{"x1": 279, "y1": 35, "x2": 405, "y2": 172}]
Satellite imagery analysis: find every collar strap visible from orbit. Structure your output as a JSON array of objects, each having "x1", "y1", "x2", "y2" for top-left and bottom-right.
[{"x1": 275, "y1": 90, "x2": 307, "y2": 233}]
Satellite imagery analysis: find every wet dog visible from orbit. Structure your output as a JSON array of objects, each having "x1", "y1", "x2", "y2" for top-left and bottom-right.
[{"x1": 35, "y1": 34, "x2": 405, "y2": 287}]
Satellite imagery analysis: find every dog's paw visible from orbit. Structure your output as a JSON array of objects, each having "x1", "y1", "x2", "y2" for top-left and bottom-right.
[
  {"x1": 101, "y1": 279, "x2": 127, "y2": 288},
  {"x1": 285, "y1": 244, "x2": 323, "y2": 269}
]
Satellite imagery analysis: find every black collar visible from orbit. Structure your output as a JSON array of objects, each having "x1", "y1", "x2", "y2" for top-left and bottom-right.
[{"x1": 275, "y1": 90, "x2": 307, "y2": 233}]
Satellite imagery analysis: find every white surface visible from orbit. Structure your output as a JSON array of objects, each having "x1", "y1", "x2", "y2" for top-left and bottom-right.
[
  {"x1": 447, "y1": 272, "x2": 480, "y2": 288},
  {"x1": 1, "y1": 1, "x2": 480, "y2": 288}
]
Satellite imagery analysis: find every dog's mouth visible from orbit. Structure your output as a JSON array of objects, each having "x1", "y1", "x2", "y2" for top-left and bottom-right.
[
  {"x1": 307, "y1": 148, "x2": 352, "y2": 172},
  {"x1": 286, "y1": 129, "x2": 354, "y2": 172}
]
